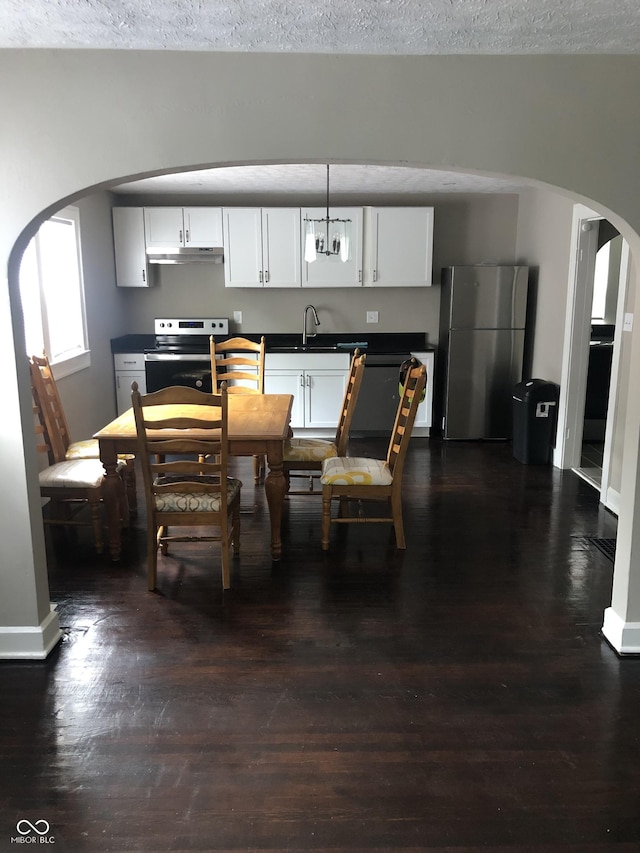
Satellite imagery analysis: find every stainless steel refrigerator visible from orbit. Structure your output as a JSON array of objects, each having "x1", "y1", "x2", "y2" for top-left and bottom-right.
[{"x1": 438, "y1": 265, "x2": 529, "y2": 439}]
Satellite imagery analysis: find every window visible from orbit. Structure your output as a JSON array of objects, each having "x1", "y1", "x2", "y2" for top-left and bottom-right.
[{"x1": 19, "y1": 205, "x2": 89, "y2": 376}]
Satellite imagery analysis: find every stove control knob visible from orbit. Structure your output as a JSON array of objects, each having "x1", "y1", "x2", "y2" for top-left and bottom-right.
[
  {"x1": 166, "y1": 322, "x2": 172, "y2": 328},
  {"x1": 158, "y1": 322, "x2": 165, "y2": 328},
  {"x1": 196, "y1": 379, "x2": 203, "y2": 388}
]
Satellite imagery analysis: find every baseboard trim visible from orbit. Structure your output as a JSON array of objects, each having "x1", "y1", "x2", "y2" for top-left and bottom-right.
[
  {"x1": 602, "y1": 607, "x2": 640, "y2": 655},
  {"x1": 0, "y1": 606, "x2": 62, "y2": 660}
]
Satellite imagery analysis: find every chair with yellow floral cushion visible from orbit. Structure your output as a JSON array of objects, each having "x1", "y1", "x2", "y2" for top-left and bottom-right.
[
  {"x1": 210, "y1": 335, "x2": 266, "y2": 484},
  {"x1": 320, "y1": 360, "x2": 426, "y2": 550},
  {"x1": 29, "y1": 352, "x2": 137, "y2": 515},
  {"x1": 131, "y1": 381, "x2": 242, "y2": 591},
  {"x1": 283, "y1": 349, "x2": 366, "y2": 495}
]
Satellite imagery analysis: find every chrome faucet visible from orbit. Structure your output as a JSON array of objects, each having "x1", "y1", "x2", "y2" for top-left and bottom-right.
[{"x1": 302, "y1": 304, "x2": 320, "y2": 346}]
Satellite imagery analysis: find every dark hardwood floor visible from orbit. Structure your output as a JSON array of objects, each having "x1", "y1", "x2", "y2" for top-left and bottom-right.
[{"x1": 3, "y1": 438, "x2": 640, "y2": 853}]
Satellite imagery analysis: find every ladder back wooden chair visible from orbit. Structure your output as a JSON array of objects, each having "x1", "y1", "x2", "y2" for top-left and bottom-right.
[
  {"x1": 131, "y1": 381, "x2": 242, "y2": 591},
  {"x1": 30, "y1": 360, "x2": 127, "y2": 554},
  {"x1": 320, "y1": 360, "x2": 427, "y2": 550},
  {"x1": 283, "y1": 349, "x2": 366, "y2": 494},
  {"x1": 29, "y1": 352, "x2": 137, "y2": 514},
  {"x1": 210, "y1": 335, "x2": 266, "y2": 483}
]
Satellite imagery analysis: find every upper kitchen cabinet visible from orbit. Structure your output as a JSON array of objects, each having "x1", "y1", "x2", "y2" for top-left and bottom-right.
[
  {"x1": 301, "y1": 207, "x2": 364, "y2": 287},
  {"x1": 223, "y1": 208, "x2": 301, "y2": 288},
  {"x1": 365, "y1": 207, "x2": 434, "y2": 287},
  {"x1": 144, "y1": 207, "x2": 223, "y2": 248},
  {"x1": 112, "y1": 207, "x2": 151, "y2": 288}
]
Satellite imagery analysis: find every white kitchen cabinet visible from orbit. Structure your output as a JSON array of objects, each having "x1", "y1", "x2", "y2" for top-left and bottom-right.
[
  {"x1": 301, "y1": 207, "x2": 364, "y2": 288},
  {"x1": 223, "y1": 208, "x2": 301, "y2": 288},
  {"x1": 410, "y1": 350, "x2": 435, "y2": 429},
  {"x1": 114, "y1": 353, "x2": 146, "y2": 415},
  {"x1": 144, "y1": 207, "x2": 223, "y2": 248},
  {"x1": 265, "y1": 352, "x2": 349, "y2": 429},
  {"x1": 112, "y1": 207, "x2": 151, "y2": 288},
  {"x1": 365, "y1": 207, "x2": 434, "y2": 287}
]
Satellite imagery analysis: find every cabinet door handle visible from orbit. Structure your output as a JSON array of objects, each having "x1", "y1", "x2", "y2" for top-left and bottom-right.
[
  {"x1": 259, "y1": 270, "x2": 263, "y2": 283},
  {"x1": 373, "y1": 269, "x2": 377, "y2": 282},
  {"x1": 179, "y1": 230, "x2": 183, "y2": 243},
  {"x1": 265, "y1": 269, "x2": 270, "y2": 283},
  {"x1": 358, "y1": 269, "x2": 362, "y2": 282},
  {"x1": 299, "y1": 374, "x2": 305, "y2": 387},
  {"x1": 185, "y1": 230, "x2": 190, "y2": 243},
  {"x1": 142, "y1": 270, "x2": 146, "y2": 283},
  {"x1": 306, "y1": 375, "x2": 311, "y2": 387}
]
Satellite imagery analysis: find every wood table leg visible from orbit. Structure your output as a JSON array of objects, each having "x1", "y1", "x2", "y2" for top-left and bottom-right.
[
  {"x1": 99, "y1": 439, "x2": 123, "y2": 561},
  {"x1": 263, "y1": 439, "x2": 286, "y2": 561}
]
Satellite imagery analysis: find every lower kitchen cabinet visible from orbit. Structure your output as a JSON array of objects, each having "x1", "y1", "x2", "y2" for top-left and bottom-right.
[
  {"x1": 114, "y1": 353, "x2": 146, "y2": 415},
  {"x1": 265, "y1": 353, "x2": 349, "y2": 430}
]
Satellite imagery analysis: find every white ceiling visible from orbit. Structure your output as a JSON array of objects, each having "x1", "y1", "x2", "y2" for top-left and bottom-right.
[
  {"x1": 1, "y1": 0, "x2": 637, "y2": 54},
  {"x1": 4, "y1": 0, "x2": 636, "y2": 198}
]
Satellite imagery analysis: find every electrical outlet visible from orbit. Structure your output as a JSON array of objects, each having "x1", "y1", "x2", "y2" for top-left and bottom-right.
[
  {"x1": 366, "y1": 310, "x2": 379, "y2": 324},
  {"x1": 233, "y1": 311, "x2": 243, "y2": 324}
]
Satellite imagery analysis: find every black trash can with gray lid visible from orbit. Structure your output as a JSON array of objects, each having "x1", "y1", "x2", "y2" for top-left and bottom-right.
[{"x1": 512, "y1": 380, "x2": 559, "y2": 464}]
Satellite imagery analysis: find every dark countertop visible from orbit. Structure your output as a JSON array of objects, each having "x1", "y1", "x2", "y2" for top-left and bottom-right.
[{"x1": 111, "y1": 332, "x2": 433, "y2": 355}]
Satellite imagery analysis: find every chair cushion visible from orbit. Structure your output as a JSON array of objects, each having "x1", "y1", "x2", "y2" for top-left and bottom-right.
[
  {"x1": 284, "y1": 437, "x2": 338, "y2": 463},
  {"x1": 320, "y1": 457, "x2": 393, "y2": 486},
  {"x1": 39, "y1": 458, "x2": 123, "y2": 489},
  {"x1": 154, "y1": 476, "x2": 242, "y2": 512},
  {"x1": 65, "y1": 438, "x2": 135, "y2": 462}
]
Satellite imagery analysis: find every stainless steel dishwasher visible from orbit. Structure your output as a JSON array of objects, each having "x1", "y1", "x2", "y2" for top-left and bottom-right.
[{"x1": 350, "y1": 352, "x2": 411, "y2": 436}]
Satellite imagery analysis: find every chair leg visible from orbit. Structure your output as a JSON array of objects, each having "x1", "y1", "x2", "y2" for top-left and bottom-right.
[
  {"x1": 253, "y1": 454, "x2": 265, "y2": 484},
  {"x1": 232, "y1": 500, "x2": 241, "y2": 556},
  {"x1": 123, "y1": 459, "x2": 137, "y2": 517},
  {"x1": 321, "y1": 488, "x2": 332, "y2": 551},
  {"x1": 88, "y1": 494, "x2": 104, "y2": 555},
  {"x1": 391, "y1": 492, "x2": 405, "y2": 549},
  {"x1": 220, "y1": 513, "x2": 235, "y2": 590},
  {"x1": 147, "y1": 523, "x2": 159, "y2": 591}
]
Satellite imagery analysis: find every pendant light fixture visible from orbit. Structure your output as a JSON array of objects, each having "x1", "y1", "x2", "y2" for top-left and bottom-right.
[{"x1": 304, "y1": 165, "x2": 351, "y2": 263}]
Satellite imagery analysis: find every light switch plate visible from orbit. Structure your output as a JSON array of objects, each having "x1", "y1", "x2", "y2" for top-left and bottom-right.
[
  {"x1": 233, "y1": 311, "x2": 243, "y2": 324},
  {"x1": 366, "y1": 310, "x2": 379, "y2": 324},
  {"x1": 623, "y1": 312, "x2": 633, "y2": 332}
]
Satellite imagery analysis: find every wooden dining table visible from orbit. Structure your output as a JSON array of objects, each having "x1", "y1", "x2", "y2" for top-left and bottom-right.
[{"x1": 94, "y1": 393, "x2": 293, "y2": 562}]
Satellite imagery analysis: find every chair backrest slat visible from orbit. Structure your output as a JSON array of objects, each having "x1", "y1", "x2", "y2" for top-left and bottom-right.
[
  {"x1": 386, "y1": 362, "x2": 427, "y2": 481},
  {"x1": 211, "y1": 336, "x2": 265, "y2": 395},
  {"x1": 334, "y1": 349, "x2": 367, "y2": 455},
  {"x1": 131, "y1": 381, "x2": 230, "y2": 510},
  {"x1": 29, "y1": 352, "x2": 70, "y2": 464}
]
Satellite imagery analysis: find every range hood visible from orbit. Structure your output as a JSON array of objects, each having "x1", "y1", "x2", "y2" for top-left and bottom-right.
[{"x1": 146, "y1": 246, "x2": 224, "y2": 264}]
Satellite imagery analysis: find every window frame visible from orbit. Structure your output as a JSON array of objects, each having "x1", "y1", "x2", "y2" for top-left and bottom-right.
[{"x1": 20, "y1": 205, "x2": 91, "y2": 379}]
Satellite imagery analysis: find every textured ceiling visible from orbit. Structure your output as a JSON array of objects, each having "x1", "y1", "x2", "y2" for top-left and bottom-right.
[
  {"x1": 112, "y1": 163, "x2": 530, "y2": 197},
  {"x1": 1, "y1": 0, "x2": 638, "y2": 53},
  {"x1": 5, "y1": 0, "x2": 636, "y2": 197}
]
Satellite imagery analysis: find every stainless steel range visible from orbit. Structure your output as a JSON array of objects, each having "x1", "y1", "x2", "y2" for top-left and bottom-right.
[{"x1": 144, "y1": 317, "x2": 229, "y2": 392}]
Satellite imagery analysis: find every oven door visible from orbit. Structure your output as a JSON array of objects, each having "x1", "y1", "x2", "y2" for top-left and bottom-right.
[{"x1": 144, "y1": 353, "x2": 212, "y2": 393}]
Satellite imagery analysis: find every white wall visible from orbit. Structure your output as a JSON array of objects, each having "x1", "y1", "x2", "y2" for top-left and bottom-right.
[
  {"x1": 3, "y1": 51, "x2": 640, "y2": 656},
  {"x1": 515, "y1": 187, "x2": 575, "y2": 384}
]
